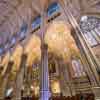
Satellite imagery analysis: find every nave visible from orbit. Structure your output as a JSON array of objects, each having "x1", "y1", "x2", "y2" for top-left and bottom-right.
[{"x1": 0, "y1": 0, "x2": 100, "y2": 100}]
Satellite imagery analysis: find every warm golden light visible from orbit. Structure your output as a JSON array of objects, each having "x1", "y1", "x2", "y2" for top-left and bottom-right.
[
  {"x1": 11, "y1": 45, "x2": 23, "y2": 71},
  {"x1": 51, "y1": 80, "x2": 61, "y2": 94},
  {"x1": 25, "y1": 34, "x2": 41, "y2": 66},
  {"x1": 45, "y1": 21, "x2": 79, "y2": 61},
  {"x1": 3, "y1": 21, "x2": 79, "y2": 70},
  {"x1": 1, "y1": 52, "x2": 10, "y2": 75},
  {"x1": 32, "y1": 82, "x2": 39, "y2": 96}
]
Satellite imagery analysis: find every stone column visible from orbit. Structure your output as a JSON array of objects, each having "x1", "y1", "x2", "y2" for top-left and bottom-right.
[
  {"x1": 14, "y1": 53, "x2": 27, "y2": 100},
  {"x1": 40, "y1": 44, "x2": 50, "y2": 100},
  {"x1": 58, "y1": 58, "x2": 76, "y2": 97},
  {"x1": 59, "y1": 0, "x2": 100, "y2": 86},
  {"x1": 72, "y1": 32, "x2": 97, "y2": 86},
  {"x1": 0, "y1": 61, "x2": 13, "y2": 99},
  {"x1": 59, "y1": 62, "x2": 71, "y2": 97}
]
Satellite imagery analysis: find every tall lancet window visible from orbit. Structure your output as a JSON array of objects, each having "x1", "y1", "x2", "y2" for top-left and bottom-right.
[
  {"x1": 80, "y1": 16, "x2": 100, "y2": 47},
  {"x1": 72, "y1": 59, "x2": 85, "y2": 78}
]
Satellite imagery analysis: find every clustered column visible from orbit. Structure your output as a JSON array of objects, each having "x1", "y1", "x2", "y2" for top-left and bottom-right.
[
  {"x1": 14, "y1": 53, "x2": 27, "y2": 100},
  {"x1": 40, "y1": 9, "x2": 50, "y2": 100},
  {"x1": 40, "y1": 43, "x2": 50, "y2": 100},
  {"x1": 0, "y1": 61, "x2": 13, "y2": 99}
]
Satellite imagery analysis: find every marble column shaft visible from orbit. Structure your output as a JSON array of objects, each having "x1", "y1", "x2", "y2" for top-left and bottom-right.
[{"x1": 40, "y1": 44, "x2": 50, "y2": 100}]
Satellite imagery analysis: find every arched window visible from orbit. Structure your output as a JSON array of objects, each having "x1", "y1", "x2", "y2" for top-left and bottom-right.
[
  {"x1": 47, "y1": 2, "x2": 60, "y2": 17},
  {"x1": 10, "y1": 35, "x2": 16, "y2": 46},
  {"x1": 72, "y1": 59, "x2": 85, "y2": 78},
  {"x1": 19, "y1": 23, "x2": 28, "y2": 40},
  {"x1": 31, "y1": 16, "x2": 41, "y2": 30},
  {"x1": 80, "y1": 16, "x2": 100, "y2": 47},
  {"x1": 0, "y1": 46, "x2": 3, "y2": 55}
]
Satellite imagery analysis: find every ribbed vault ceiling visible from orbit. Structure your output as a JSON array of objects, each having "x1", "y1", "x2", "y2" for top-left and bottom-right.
[{"x1": 0, "y1": 0, "x2": 100, "y2": 37}]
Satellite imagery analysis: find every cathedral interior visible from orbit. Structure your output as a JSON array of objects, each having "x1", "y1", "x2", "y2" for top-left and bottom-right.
[{"x1": 0, "y1": 0, "x2": 100, "y2": 100}]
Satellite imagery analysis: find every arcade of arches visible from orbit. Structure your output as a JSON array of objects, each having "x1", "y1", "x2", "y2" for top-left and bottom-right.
[{"x1": 0, "y1": 0, "x2": 100, "y2": 100}]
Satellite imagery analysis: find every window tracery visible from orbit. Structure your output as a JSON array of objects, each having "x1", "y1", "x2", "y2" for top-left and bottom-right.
[{"x1": 80, "y1": 16, "x2": 100, "y2": 47}]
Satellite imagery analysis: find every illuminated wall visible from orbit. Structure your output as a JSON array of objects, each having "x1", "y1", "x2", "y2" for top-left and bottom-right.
[
  {"x1": 25, "y1": 34, "x2": 41, "y2": 66},
  {"x1": 11, "y1": 45, "x2": 23, "y2": 72},
  {"x1": 45, "y1": 21, "x2": 79, "y2": 61},
  {"x1": 51, "y1": 80, "x2": 61, "y2": 94}
]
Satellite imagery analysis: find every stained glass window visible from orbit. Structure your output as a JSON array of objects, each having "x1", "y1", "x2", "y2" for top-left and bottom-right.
[
  {"x1": 0, "y1": 47, "x2": 3, "y2": 55},
  {"x1": 19, "y1": 23, "x2": 28, "y2": 39},
  {"x1": 84, "y1": 32, "x2": 98, "y2": 46},
  {"x1": 10, "y1": 36, "x2": 16, "y2": 46},
  {"x1": 47, "y1": 2, "x2": 60, "y2": 17},
  {"x1": 32, "y1": 16, "x2": 41, "y2": 30},
  {"x1": 94, "y1": 28, "x2": 100, "y2": 36},
  {"x1": 20, "y1": 23, "x2": 28, "y2": 33},
  {"x1": 80, "y1": 16, "x2": 100, "y2": 46},
  {"x1": 72, "y1": 59, "x2": 85, "y2": 78}
]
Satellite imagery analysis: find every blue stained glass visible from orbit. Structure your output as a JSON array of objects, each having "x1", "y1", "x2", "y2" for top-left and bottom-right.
[
  {"x1": 47, "y1": 2, "x2": 60, "y2": 17},
  {"x1": 18, "y1": 23, "x2": 27, "y2": 39},
  {"x1": 0, "y1": 47, "x2": 3, "y2": 54},
  {"x1": 20, "y1": 23, "x2": 28, "y2": 33},
  {"x1": 31, "y1": 16, "x2": 41, "y2": 29},
  {"x1": 20, "y1": 31, "x2": 25, "y2": 38},
  {"x1": 11, "y1": 36, "x2": 16, "y2": 45}
]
